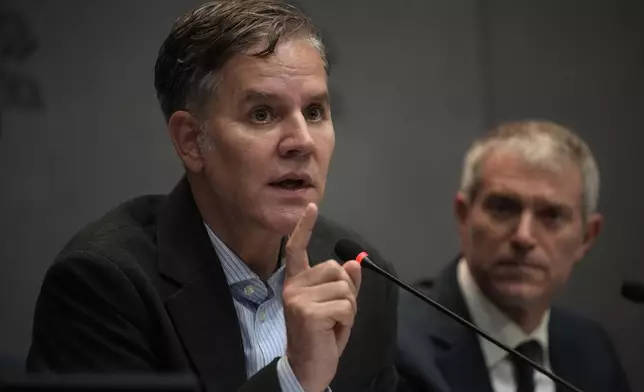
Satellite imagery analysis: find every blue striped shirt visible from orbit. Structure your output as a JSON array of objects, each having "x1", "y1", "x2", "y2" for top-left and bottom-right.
[{"x1": 204, "y1": 224, "x2": 311, "y2": 391}]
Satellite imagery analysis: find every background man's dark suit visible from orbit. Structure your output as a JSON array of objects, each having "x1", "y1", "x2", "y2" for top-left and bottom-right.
[
  {"x1": 26, "y1": 178, "x2": 399, "y2": 392},
  {"x1": 395, "y1": 260, "x2": 631, "y2": 392}
]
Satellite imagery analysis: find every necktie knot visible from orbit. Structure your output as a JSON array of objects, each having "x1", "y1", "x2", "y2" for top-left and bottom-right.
[{"x1": 515, "y1": 339, "x2": 543, "y2": 364}]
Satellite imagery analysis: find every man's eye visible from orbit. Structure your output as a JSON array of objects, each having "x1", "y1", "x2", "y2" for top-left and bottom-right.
[
  {"x1": 304, "y1": 105, "x2": 325, "y2": 122},
  {"x1": 250, "y1": 108, "x2": 273, "y2": 123},
  {"x1": 539, "y1": 207, "x2": 564, "y2": 224},
  {"x1": 484, "y1": 196, "x2": 521, "y2": 218}
]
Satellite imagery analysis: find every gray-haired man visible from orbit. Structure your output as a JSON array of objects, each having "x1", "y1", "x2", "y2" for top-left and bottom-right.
[{"x1": 396, "y1": 120, "x2": 630, "y2": 392}]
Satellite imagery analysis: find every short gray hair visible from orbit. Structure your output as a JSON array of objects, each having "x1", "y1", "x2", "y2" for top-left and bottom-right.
[
  {"x1": 154, "y1": 0, "x2": 327, "y2": 122},
  {"x1": 460, "y1": 120, "x2": 600, "y2": 218}
]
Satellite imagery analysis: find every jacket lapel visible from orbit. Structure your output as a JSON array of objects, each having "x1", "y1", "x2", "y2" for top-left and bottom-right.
[
  {"x1": 434, "y1": 333, "x2": 494, "y2": 392},
  {"x1": 430, "y1": 259, "x2": 494, "y2": 392},
  {"x1": 157, "y1": 177, "x2": 247, "y2": 392},
  {"x1": 549, "y1": 311, "x2": 582, "y2": 392}
]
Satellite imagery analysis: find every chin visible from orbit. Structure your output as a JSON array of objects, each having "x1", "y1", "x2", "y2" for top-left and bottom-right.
[
  {"x1": 491, "y1": 283, "x2": 545, "y2": 309},
  {"x1": 260, "y1": 205, "x2": 309, "y2": 235}
]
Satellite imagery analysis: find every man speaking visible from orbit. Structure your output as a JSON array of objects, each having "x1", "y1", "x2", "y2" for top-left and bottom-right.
[{"x1": 26, "y1": 1, "x2": 398, "y2": 391}]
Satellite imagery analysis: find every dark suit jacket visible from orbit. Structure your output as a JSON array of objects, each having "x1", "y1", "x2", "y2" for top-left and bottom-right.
[
  {"x1": 26, "y1": 177, "x2": 399, "y2": 392},
  {"x1": 395, "y1": 259, "x2": 631, "y2": 392}
]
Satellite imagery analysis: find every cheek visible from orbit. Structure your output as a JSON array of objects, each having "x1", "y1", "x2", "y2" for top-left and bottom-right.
[
  {"x1": 470, "y1": 224, "x2": 486, "y2": 244},
  {"x1": 546, "y1": 259, "x2": 576, "y2": 292},
  {"x1": 465, "y1": 224, "x2": 497, "y2": 267},
  {"x1": 316, "y1": 126, "x2": 335, "y2": 164},
  {"x1": 467, "y1": 219, "x2": 511, "y2": 268},
  {"x1": 469, "y1": 221, "x2": 500, "y2": 249},
  {"x1": 205, "y1": 139, "x2": 261, "y2": 192},
  {"x1": 549, "y1": 237, "x2": 584, "y2": 275}
]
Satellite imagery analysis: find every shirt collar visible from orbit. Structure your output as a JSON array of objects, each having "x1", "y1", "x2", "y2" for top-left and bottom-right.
[
  {"x1": 457, "y1": 258, "x2": 550, "y2": 368},
  {"x1": 203, "y1": 222, "x2": 285, "y2": 287}
]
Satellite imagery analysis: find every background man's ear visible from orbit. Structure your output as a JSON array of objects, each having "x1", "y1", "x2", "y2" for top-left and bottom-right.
[
  {"x1": 455, "y1": 191, "x2": 470, "y2": 224},
  {"x1": 575, "y1": 212, "x2": 603, "y2": 261}
]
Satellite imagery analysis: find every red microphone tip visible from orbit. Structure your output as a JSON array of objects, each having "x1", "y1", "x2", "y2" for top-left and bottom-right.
[{"x1": 356, "y1": 251, "x2": 369, "y2": 264}]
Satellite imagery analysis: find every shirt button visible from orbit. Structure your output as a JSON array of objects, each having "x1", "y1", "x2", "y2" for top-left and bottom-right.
[
  {"x1": 259, "y1": 312, "x2": 266, "y2": 322},
  {"x1": 244, "y1": 286, "x2": 254, "y2": 296}
]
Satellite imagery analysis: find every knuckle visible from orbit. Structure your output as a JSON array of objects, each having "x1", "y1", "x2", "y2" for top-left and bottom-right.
[
  {"x1": 284, "y1": 295, "x2": 312, "y2": 316},
  {"x1": 340, "y1": 300, "x2": 356, "y2": 324},
  {"x1": 322, "y1": 259, "x2": 339, "y2": 268},
  {"x1": 282, "y1": 284, "x2": 295, "y2": 300},
  {"x1": 303, "y1": 305, "x2": 317, "y2": 318},
  {"x1": 322, "y1": 260, "x2": 342, "y2": 277},
  {"x1": 282, "y1": 287, "x2": 302, "y2": 308},
  {"x1": 345, "y1": 297, "x2": 358, "y2": 314},
  {"x1": 334, "y1": 280, "x2": 353, "y2": 298},
  {"x1": 338, "y1": 279, "x2": 351, "y2": 295}
]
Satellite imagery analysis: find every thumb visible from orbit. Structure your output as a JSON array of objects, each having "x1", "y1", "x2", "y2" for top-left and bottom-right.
[
  {"x1": 284, "y1": 203, "x2": 318, "y2": 277},
  {"x1": 343, "y1": 260, "x2": 362, "y2": 295}
]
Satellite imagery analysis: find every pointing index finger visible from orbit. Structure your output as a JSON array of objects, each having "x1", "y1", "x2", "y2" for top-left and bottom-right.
[{"x1": 285, "y1": 203, "x2": 318, "y2": 277}]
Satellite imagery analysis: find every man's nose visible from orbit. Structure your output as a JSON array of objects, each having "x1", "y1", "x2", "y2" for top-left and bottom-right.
[
  {"x1": 278, "y1": 113, "x2": 315, "y2": 158},
  {"x1": 511, "y1": 212, "x2": 537, "y2": 251}
]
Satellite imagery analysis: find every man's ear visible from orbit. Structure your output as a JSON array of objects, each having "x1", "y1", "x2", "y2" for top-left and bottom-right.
[
  {"x1": 455, "y1": 191, "x2": 473, "y2": 252},
  {"x1": 455, "y1": 191, "x2": 470, "y2": 225},
  {"x1": 168, "y1": 111, "x2": 206, "y2": 173},
  {"x1": 575, "y1": 212, "x2": 603, "y2": 261}
]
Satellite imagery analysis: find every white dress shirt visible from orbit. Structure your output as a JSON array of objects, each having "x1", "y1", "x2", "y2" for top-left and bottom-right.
[
  {"x1": 205, "y1": 224, "x2": 331, "y2": 391},
  {"x1": 457, "y1": 259, "x2": 555, "y2": 392}
]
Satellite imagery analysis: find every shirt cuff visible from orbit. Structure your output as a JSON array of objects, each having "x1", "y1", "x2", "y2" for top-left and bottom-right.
[{"x1": 277, "y1": 356, "x2": 332, "y2": 392}]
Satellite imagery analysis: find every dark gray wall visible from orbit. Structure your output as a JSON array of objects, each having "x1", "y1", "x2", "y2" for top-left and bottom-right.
[{"x1": 1, "y1": 0, "x2": 642, "y2": 390}]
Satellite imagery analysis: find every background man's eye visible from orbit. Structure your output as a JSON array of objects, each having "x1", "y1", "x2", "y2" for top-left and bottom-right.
[
  {"x1": 540, "y1": 208, "x2": 564, "y2": 223},
  {"x1": 484, "y1": 196, "x2": 521, "y2": 218}
]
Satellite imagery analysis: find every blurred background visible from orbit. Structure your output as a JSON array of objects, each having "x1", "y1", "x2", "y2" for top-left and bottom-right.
[{"x1": 1, "y1": 0, "x2": 643, "y2": 390}]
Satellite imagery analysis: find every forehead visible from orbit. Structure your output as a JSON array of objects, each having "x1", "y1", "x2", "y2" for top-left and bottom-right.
[
  {"x1": 218, "y1": 37, "x2": 328, "y2": 102},
  {"x1": 478, "y1": 149, "x2": 583, "y2": 206}
]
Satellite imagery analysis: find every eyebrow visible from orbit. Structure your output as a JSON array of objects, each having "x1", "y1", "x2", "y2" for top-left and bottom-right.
[
  {"x1": 534, "y1": 198, "x2": 573, "y2": 212},
  {"x1": 240, "y1": 90, "x2": 279, "y2": 104},
  {"x1": 239, "y1": 90, "x2": 330, "y2": 105},
  {"x1": 487, "y1": 191, "x2": 573, "y2": 210}
]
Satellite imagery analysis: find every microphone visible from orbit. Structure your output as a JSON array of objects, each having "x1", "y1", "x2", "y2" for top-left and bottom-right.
[
  {"x1": 621, "y1": 281, "x2": 644, "y2": 304},
  {"x1": 334, "y1": 239, "x2": 584, "y2": 392}
]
